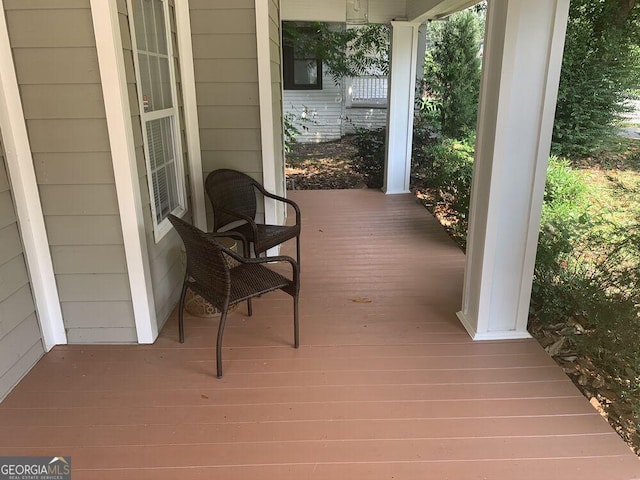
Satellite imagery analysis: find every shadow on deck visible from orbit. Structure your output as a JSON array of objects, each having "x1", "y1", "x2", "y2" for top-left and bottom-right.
[{"x1": 0, "y1": 189, "x2": 638, "y2": 479}]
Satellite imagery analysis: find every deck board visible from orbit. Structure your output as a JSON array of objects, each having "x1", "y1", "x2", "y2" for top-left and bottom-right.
[{"x1": 0, "y1": 189, "x2": 638, "y2": 479}]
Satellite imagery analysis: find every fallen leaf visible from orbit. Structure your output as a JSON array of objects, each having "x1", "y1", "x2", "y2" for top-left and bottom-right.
[
  {"x1": 201, "y1": 394, "x2": 209, "y2": 400},
  {"x1": 350, "y1": 297, "x2": 372, "y2": 303},
  {"x1": 545, "y1": 337, "x2": 566, "y2": 356}
]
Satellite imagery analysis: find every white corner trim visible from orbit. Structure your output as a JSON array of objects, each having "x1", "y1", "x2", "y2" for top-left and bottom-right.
[
  {"x1": 0, "y1": 0, "x2": 66, "y2": 351},
  {"x1": 90, "y1": 0, "x2": 158, "y2": 344},
  {"x1": 255, "y1": 0, "x2": 279, "y2": 225},
  {"x1": 457, "y1": 311, "x2": 533, "y2": 341},
  {"x1": 175, "y1": 0, "x2": 206, "y2": 231}
]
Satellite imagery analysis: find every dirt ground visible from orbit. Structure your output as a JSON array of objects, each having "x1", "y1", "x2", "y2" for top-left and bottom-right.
[{"x1": 285, "y1": 137, "x2": 368, "y2": 190}]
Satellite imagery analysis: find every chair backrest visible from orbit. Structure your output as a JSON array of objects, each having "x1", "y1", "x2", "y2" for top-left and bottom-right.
[
  {"x1": 205, "y1": 169, "x2": 258, "y2": 231},
  {"x1": 168, "y1": 215, "x2": 231, "y2": 308}
]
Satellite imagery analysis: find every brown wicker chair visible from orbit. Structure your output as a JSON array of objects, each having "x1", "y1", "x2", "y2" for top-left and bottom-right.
[
  {"x1": 169, "y1": 214, "x2": 300, "y2": 378},
  {"x1": 205, "y1": 169, "x2": 301, "y2": 265}
]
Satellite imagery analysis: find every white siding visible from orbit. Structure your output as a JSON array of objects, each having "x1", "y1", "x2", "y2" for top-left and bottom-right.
[
  {"x1": 344, "y1": 106, "x2": 387, "y2": 134},
  {"x1": 284, "y1": 68, "x2": 344, "y2": 143}
]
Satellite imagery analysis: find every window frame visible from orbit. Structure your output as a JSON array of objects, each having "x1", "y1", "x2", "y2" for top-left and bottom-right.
[
  {"x1": 282, "y1": 28, "x2": 323, "y2": 91},
  {"x1": 128, "y1": 0, "x2": 188, "y2": 242}
]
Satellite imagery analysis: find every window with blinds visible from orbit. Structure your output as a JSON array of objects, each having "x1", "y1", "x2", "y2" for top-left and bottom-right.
[{"x1": 130, "y1": 0, "x2": 186, "y2": 240}]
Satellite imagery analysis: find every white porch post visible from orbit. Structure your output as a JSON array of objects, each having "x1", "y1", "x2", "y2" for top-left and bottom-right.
[
  {"x1": 458, "y1": 0, "x2": 570, "y2": 340},
  {"x1": 383, "y1": 21, "x2": 421, "y2": 195}
]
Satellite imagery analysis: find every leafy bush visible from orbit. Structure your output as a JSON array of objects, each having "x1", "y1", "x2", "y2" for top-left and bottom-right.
[
  {"x1": 531, "y1": 157, "x2": 640, "y2": 450},
  {"x1": 424, "y1": 10, "x2": 482, "y2": 138},
  {"x1": 350, "y1": 128, "x2": 387, "y2": 188},
  {"x1": 532, "y1": 157, "x2": 592, "y2": 322},
  {"x1": 552, "y1": 0, "x2": 640, "y2": 157},
  {"x1": 425, "y1": 134, "x2": 476, "y2": 219}
]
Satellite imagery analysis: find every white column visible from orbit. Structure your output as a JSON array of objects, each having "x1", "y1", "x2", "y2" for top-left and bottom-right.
[
  {"x1": 458, "y1": 0, "x2": 570, "y2": 340},
  {"x1": 383, "y1": 21, "x2": 421, "y2": 195},
  {"x1": 91, "y1": 0, "x2": 158, "y2": 343}
]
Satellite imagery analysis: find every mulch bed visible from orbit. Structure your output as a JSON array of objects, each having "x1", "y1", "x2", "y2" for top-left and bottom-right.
[{"x1": 286, "y1": 138, "x2": 367, "y2": 190}]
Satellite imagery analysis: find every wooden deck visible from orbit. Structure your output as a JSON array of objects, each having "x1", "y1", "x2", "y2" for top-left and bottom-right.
[{"x1": 1, "y1": 189, "x2": 639, "y2": 479}]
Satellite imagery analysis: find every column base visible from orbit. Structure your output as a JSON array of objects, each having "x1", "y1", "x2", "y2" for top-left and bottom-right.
[{"x1": 457, "y1": 311, "x2": 533, "y2": 341}]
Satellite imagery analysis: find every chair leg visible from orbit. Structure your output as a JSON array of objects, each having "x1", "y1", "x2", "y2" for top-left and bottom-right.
[
  {"x1": 178, "y1": 283, "x2": 188, "y2": 343},
  {"x1": 247, "y1": 298, "x2": 253, "y2": 316},
  {"x1": 293, "y1": 293, "x2": 299, "y2": 349},
  {"x1": 216, "y1": 309, "x2": 229, "y2": 378},
  {"x1": 296, "y1": 236, "x2": 301, "y2": 269}
]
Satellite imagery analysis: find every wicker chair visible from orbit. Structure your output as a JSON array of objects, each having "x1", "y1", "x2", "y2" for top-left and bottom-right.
[
  {"x1": 205, "y1": 169, "x2": 301, "y2": 265},
  {"x1": 168, "y1": 214, "x2": 300, "y2": 378}
]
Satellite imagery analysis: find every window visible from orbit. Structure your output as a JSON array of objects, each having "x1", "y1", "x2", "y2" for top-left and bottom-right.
[
  {"x1": 347, "y1": 76, "x2": 388, "y2": 107},
  {"x1": 283, "y1": 28, "x2": 323, "y2": 90},
  {"x1": 129, "y1": 0, "x2": 187, "y2": 240}
]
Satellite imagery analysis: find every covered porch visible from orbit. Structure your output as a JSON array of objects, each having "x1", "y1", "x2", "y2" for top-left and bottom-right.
[{"x1": 0, "y1": 190, "x2": 637, "y2": 479}]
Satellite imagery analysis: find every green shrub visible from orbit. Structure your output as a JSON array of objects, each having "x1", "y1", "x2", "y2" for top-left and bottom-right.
[
  {"x1": 552, "y1": 0, "x2": 640, "y2": 157},
  {"x1": 424, "y1": 10, "x2": 482, "y2": 138},
  {"x1": 350, "y1": 128, "x2": 387, "y2": 188},
  {"x1": 426, "y1": 134, "x2": 476, "y2": 219}
]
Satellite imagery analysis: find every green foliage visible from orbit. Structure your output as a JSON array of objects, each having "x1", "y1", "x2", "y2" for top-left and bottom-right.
[
  {"x1": 349, "y1": 128, "x2": 387, "y2": 188},
  {"x1": 424, "y1": 11, "x2": 482, "y2": 138},
  {"x1": 531, "y1": 157, "x2": 640, "y2": 443},
  {"x1": 282, "y1": 22, "x2": 389, "y2": 85},
  {"x1": 553, "y1": 0, "x2": 640, "y2": 157},
  {"x1": 425, "y1": 134, "x2": 476, "y2": 220}
]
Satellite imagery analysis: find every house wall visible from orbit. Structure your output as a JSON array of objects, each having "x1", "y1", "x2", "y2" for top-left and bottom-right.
[
  {"x1": 344, "y1": 105, "x2": 387, "y2": 134},
  {"x1": 0, "y1": 139, "x2": 44, "y2": 401},
  {"x1": 189, "y1": 0, "x2": 265, "y2": 224},
  {"x1": 118, "y1": 0, "x2": 186, "y2": 330},
  {"x1": 284, "y1": 68, "x2": 344, "y2": 143},
  {"x1": 4, "y1": 0, "x2": 136, "y2": 343},
  {"x1": 282, "y1": 0, "x2": 407, "y2": 23}
]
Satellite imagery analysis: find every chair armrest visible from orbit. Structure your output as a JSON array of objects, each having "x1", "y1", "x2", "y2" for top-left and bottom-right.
[
  {"x1": 215, "y1": 206, "x2": 260, "y2": 240},
  {"x1": 252, "y1": 183, "x2": 301, "y2": 225},
  {"x1": 206, "y1": 231, "x2": 249, "y2": 258},
  {"x1": 221, "y1": 248, "x2": 299, "y2": 287}
]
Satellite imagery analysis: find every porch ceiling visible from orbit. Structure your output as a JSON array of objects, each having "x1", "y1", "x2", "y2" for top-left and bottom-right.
[
  {"x1": 0, "y1": 190, "x2": 638, "y2": 479},
  {"x1": 407, "y1": 0, "x2": 480, "y2": 21}
]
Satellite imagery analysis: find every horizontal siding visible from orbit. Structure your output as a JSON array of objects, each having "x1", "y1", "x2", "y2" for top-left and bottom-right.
[
  {"x1": 0, "y1": 144, "x2": 43, "y2": 402},
  {"x1": 12, "y1": 47, "x2": 101, "y2": 85},
  {"x1": 20, "y1": 85, "x2": 106, "y2": 119},
  {"x1": 33, "y1": 152, "x2": 115, "y2": 185},
  {"x1": 191, "y1": 0, "x2": 263, "y2": 229},
  {"x1": 284, "y1": 69, "x2": 344, "y2": 143},
  {"x1": 344, "y1": 106, "x2": 387, "y2": 134},
  {"x1": 45, "y1": 216, "x2": 124, "y2": 246},
  {"x1": 61, "y1": 302, "x2": 134, "y2": 329},
  {"x1": 6, "y1": 1, "x2": 134, "y2": 343},
  {"x1": 66, "y1": 328, "x2": 137, "y2": 344},
  {"x1": 5, "y1": 9, "x2": 95, "y2": 47}
]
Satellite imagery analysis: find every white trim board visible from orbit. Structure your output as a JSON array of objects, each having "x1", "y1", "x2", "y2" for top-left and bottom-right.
[
  {"x1": 175, "y1": 0, "x2": 207, "y2": 232},
  {"x1": 255, "y1": 0, "x2": 279, "y2": 226},
  {"x1": 90, "y1": 0, "x2": 158, "y2": 344},
  {"x1": 0, "y1": 0, "x2": 66, "y2": 351},
  {"x1": 456, "y1": 312, "x2": 532, "y2": 341}
]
